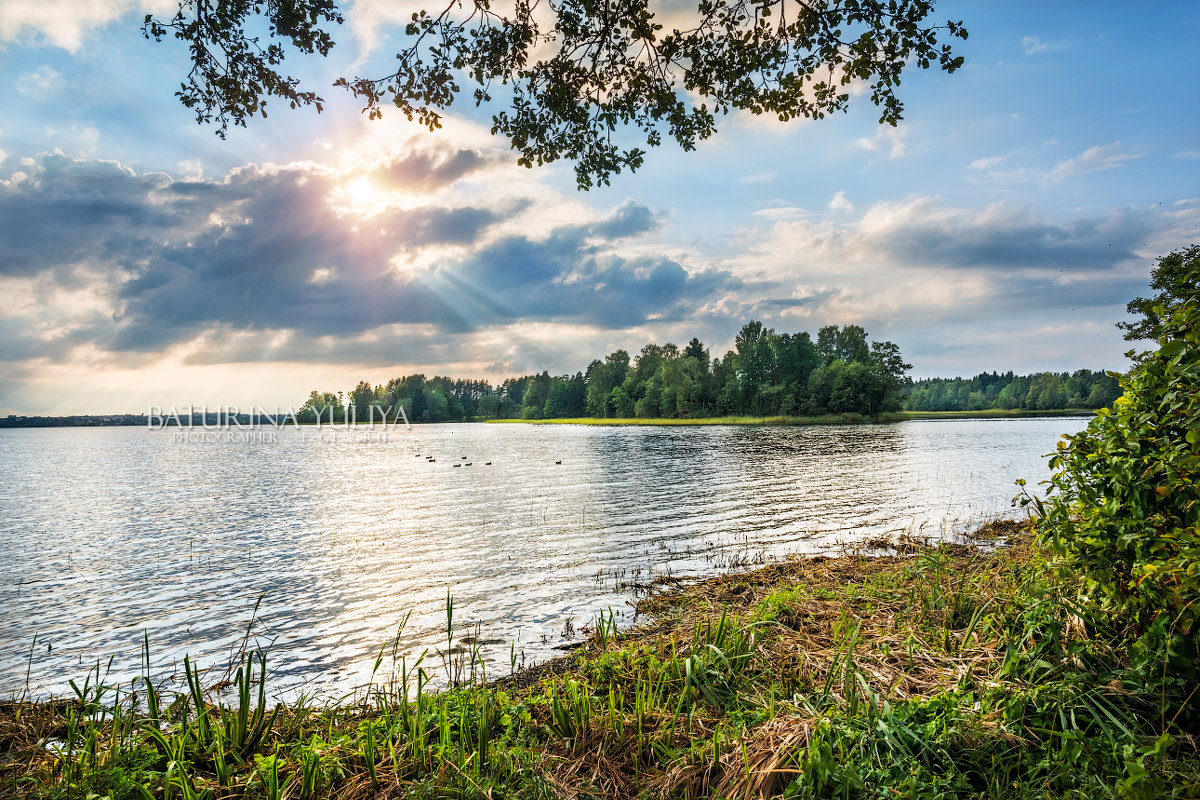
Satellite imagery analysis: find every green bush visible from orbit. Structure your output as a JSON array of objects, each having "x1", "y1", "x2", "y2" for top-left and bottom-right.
[{"x1": 1033, "y1": 252, "x2": 1200, "y2": 686}]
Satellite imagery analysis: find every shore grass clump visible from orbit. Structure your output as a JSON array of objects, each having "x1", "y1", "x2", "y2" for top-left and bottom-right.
[{"x1": 5, "y1": 524, "x2": 1199, "y2": 799}]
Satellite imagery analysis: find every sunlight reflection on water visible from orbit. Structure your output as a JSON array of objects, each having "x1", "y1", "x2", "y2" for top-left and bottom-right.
[{"x1": 0, "y1": 418, "x2": 1084, "y2": 699}]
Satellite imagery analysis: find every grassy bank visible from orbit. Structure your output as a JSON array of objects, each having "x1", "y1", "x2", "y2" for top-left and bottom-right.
[
  {"x1": 487, "y1": 409, "x2": 1094, "y2": 426},
  {"x1": 3, "y1": 522, "x2": 1196, "y2": 799}
]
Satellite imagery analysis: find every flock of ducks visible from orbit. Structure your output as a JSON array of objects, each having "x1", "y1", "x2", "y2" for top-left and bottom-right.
[{"x1": 414, "y1": 454, "x2": 562, "y2": 467}]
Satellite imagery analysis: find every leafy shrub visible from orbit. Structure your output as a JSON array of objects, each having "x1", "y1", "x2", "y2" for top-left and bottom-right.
[{"x1": 1031, "y1": 251, "x2": 1200, "y2": 691}]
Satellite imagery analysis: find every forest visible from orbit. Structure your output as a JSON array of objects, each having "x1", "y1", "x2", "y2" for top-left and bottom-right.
[{"x1": 297, "y1": 321, "x2": 1121, "y2": 423}]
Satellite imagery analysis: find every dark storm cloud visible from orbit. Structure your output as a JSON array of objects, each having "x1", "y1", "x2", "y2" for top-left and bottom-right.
[
  {"x1": 373, "y1": 147, "x2": 497, "y2": 191},
  {"x1": 107, "y1": 187, "x2": 733, "y2": 349},
  {"x1": 756, "y1": 295, "x2": 829, "y2": 309},
  {"x1": 0, "y1": 154, "x2": 188, "y2": 280},
  {"x1": 0, "y1": 147, "x2": 500, "y2": 280},
  {"x1": 0, "y1": 319, "x2": 69, "y2": 361},
  {"x1": 1, "y1": 153, "x2": 738, "y2": 361},
  {"x1": 590, "y1": 201, "x2": 662, "y2": 239},
  {"x1": 874, "y1": 203, "x2": 1151, "y2": 272},
  {"x1": 106, "y1": 163, "x2": 500, "y2": 349},
  {"x1": 982, "y1": 273, "x2": 1152, "y2": 311},
  {"x1": 448, "y1": 228, "x2": 740, "y2": 329},
  {"x1": 178, "y1": 326, "x2": 464, "y2": 367}
]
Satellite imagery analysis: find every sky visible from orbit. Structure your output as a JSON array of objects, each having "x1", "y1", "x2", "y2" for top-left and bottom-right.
[{"x1": 0, "y1": 0, "x2": 1197, "y2": 415}]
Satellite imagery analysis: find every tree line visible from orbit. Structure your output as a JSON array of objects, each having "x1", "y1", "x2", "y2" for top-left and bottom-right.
[
  {"x1": 298, "y1": 321, "x2": 1120, "y2": 423},
  {"x1": 902, "y1": 370, "x2": 1122, "y2": 413}
]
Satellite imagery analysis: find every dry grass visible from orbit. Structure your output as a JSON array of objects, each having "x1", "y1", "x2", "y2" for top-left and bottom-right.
[
  {"x1": 0, "y1": 701, "x2": 68, "y2": 787},
  {"x1": 528, "y1": 525, "x2": 1073, "y2": 799}
]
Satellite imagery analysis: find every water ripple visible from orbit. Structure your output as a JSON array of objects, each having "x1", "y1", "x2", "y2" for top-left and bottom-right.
[{"x1": 0, "y1": 418, "x2": 1082, "y2": 699}]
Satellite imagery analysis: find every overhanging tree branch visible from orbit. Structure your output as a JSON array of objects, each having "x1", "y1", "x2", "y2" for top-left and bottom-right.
[{"x1": 145, "y1": 0, "x2": 967, "y2": 188}]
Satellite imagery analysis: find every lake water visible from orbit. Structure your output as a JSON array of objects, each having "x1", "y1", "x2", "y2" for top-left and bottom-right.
[{"x1": 0, "y1": 418, "x2": 1084, "y2": 699}]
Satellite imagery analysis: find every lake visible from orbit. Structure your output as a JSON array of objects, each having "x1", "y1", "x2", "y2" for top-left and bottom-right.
[{"x1": 0, "y1": 418, "x2": 1084, "y2": 699}]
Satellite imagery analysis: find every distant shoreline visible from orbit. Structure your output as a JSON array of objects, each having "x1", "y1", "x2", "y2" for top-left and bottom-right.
[
  {"x1": 0, "y1": 408, "x2": 1097, "y2": 429},
  {"x1": 487, "y1": 409, "x2": 1097, "y2": 426},
  {"x1": 892, "y1": 408, "x2": 1096, "y2": 419}
]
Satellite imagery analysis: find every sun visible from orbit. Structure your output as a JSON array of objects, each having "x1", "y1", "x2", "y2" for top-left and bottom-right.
[{"x1": 330, "y1": 176, "x2": 392, "y2": 218}]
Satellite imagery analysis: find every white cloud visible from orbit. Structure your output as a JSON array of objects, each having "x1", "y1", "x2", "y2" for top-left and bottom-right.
[
  {"x1": 827, "y1": 191, "x2": 853, "y2": 213},
  {"x1": 968, "y1": 155, "x2": 1005, "y2": 171},
  {"x1": 0, "y1": 0, "x2": 173, "y2": 51},
  {"x1": 733, "y1": 195, "x2": 1161, "y2": 318},
  {"x1": 1022, "y1": 36, "x2": 1070, "y2": 56},
  {"x1": 340, "y1": 0, "x2": 410, "y2": 60},
  {"x1": 753, "y1": 206, "x2": 807, "y2": 221},
  {"x1": 740, "y1": 171, "x2": 777, "y2": 184},
  {"x1": 854, "y1": 124, "x2": 907, "y2": 159},
  {"x1": 175, "y1": 159, "x2": 203, "y2": 178},
  {"x1": 969, "y1": 143, "x2": 1143, "y2": 186},
  {"x1": 1021, "y1": 36, "x2": 1047, "y2": 54},
  {"x1": 16, "y1": 65, "x2": 61, "y2": 97},
  {"x1": 1046, "y1": 141, "x2": 1142, "y2": 182},
  {"x1": 345, "y1": 0, "x2": 562, "y2": 63},
  {"x1": 965, "y1": 151, "x2": 1036, "y2": 185},
  {"x1": 44, "y1": 122, "x2": 101, "y2": 153}
]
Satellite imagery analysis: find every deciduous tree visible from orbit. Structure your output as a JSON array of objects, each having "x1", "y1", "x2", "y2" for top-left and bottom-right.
[
  {"x1": 1118, "y1": 244, "x2": 1200, "y2": 343},
  {"x1": 1031, "y1": 248, "x2": 1200, "y2": 703}
]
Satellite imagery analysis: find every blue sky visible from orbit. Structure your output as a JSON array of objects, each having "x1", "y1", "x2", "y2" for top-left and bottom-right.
[{"x1": 0, "y1": 0, "x2": 1197, "y2": 414}]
